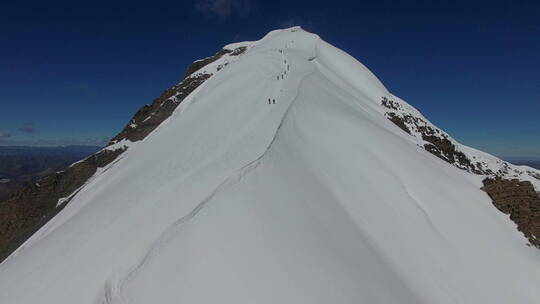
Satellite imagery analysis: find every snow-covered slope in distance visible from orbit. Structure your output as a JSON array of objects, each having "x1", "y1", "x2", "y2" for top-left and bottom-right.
[{"x1": 1, "y1": 27, "x2": 539, "y2": 304}]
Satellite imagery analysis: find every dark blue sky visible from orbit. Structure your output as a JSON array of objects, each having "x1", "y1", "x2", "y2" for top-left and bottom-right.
[{"x1": 0, "y1": 0, "x2": 538, "y2": 159}]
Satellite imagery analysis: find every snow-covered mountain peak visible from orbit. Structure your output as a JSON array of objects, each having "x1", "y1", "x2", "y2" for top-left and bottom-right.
[{"x1": 1, "y1": 28, "x2": 539, "y2": 304}]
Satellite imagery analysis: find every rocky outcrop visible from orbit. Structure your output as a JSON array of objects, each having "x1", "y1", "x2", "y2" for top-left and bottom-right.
[
  {"x1": 385, "y1": 112, "x2": 411, "y2": 135},
  {"x1": 422, "y1": 136, "x2": 478, "y2": 174},
  {"x1": 0, "y1": 46, "x2": 248, "y2": 262},
  {"x1": 381, "y1": 96, "x2": 481, "y2": 173},
  {"x1": 482, "y1": 178, "x2": 540, "y2": 248},
  {"x1": 379, "y1": 96, "x2": 537, "y2": 177}
]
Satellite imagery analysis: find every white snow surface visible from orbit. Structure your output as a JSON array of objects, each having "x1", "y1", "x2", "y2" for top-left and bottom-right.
[{"x1": 1, "y1": 27, "x2": 539, "y2": 304}]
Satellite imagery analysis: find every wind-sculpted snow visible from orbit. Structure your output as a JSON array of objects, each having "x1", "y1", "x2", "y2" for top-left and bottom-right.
[{"x1": 1, "y1": 27, "x2": 539, "y2": 304}]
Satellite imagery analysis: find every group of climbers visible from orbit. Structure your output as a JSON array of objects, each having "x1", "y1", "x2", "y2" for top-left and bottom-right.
[{"x1": 268, "y1": 48, "x2": 291, "y2": 105}]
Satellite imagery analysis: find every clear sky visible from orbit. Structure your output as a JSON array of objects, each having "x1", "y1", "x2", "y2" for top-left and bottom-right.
[{"x1": 0, "y1": 0, "x2": 538, "y2": 159}]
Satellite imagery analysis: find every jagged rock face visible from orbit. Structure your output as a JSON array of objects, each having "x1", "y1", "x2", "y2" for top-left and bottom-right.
[
  {"x1": 0, "y1": 46, "x2": 249, "y2": 262},
  {"x1": 379, "y1": 96, "x2": 540, "y2": 179},
  {"x1": 381, "y1": 97, "x2": 481, "y2": 173},
  {"x1": 482, "y1": 178, "x2": 540, "y2": 248},
  {"x1": 422, "y1": 138, "x2": 477, "y2": 174},
  {"x1": 379, "y1": 96, "x2": 540, "y2": 182}
]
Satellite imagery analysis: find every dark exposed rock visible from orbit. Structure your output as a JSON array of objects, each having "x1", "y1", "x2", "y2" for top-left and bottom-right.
[
  {"x1": 382, "y1": 94, "x2": 540, "y2": 184},
  {"x1": 0, "y1": 46, "x2": 247, "y2": 262},
  {"x1": 385, "y1": 113, "x2": 411, "y2": 134},
  {"x1": 0, "y1": 146, "x2": 100, "y2": 202},
  {"x1": 421, "y1": 134, "x2": 479, "y2": 174},
  {"x1": 0, "y1": 148, "x2": 124, "y2": 261},
  {"x1": 381, "y1": 97, "x2": 482, "y2": 174},
  {"x1": 217, "y1": 62, "x2": 229, "y2": 71},
  {"x1": 229, "y1": 46, "x2": 247, "y2": 56},
  {"x1": 0, "y1": 182, "x2": 19, "y2": 204},
  {"x1": 482, "y1": 178, "x2": 540, "y2": 248},
  {"x1": 381, "y1": 96, "x2": 401, "y2": 111}
]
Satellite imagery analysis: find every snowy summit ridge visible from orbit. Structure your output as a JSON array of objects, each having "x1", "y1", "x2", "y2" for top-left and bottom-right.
[{"x1": 1, "y1": 27, "x2": 539, "y2": 304}]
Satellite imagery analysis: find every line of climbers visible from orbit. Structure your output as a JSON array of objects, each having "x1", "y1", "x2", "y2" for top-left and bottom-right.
[{"x1": 268, "y1": 47, "x2": 291, "y2": 105}]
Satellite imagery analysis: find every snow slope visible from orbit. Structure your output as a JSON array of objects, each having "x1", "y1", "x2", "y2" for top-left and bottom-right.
[{"x1": 1, "y1": 27, "x2": 539, "y2": 304}]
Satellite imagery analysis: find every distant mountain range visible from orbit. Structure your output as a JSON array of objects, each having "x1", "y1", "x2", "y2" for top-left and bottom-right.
[{"x1": 0, "y1": 145, "x2": 100, "y2": 201}]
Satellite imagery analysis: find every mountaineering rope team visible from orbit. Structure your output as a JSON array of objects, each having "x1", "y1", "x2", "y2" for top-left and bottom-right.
[{"x1": 267, "y1": 47, "x2": 291, "y2": 105}]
